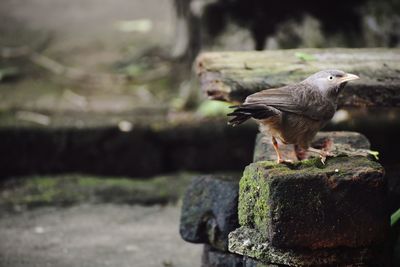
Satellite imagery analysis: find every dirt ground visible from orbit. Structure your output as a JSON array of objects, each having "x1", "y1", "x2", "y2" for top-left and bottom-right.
[{"x1": 0, "y1": 204, "x2": 202, "y2": 267}]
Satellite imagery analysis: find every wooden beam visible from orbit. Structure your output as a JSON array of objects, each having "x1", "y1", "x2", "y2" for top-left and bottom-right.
[{"x1": 195, "y1": 48, "x2": 400, "y2": 107}]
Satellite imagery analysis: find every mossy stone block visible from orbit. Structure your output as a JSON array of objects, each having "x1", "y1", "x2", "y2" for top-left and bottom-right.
[{"x1": 238, "y1": 156, "x2": 388, "y2": 249}]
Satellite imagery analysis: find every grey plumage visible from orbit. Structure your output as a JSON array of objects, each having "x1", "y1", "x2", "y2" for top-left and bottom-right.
[{"x1": 227, "y1": 69, "x2": 359, "y2": 162}]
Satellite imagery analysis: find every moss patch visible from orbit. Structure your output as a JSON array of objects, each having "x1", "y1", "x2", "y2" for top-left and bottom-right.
[
  {"x1": 256, "y1": 156, "x2": 381, "y2": 178},
  {"x1": 239, "y1": 162, "x2": 269, "y2": 233},
  {"x1": 0, "y1": 173, "x2": 194, "y2": 212}
]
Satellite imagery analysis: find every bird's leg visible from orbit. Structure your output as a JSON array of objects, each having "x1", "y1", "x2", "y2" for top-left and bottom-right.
[
  {"x1": 308, "y1": 138, "x2": 335, "y2": 164},
  {"x1": 294, "y1": 144, "x2": 307, "y2": 160},
  {"x1": 321, "y1": 138, "x2": 334, "y2": 151},
  {"x1": 272, "y1": 137, "x2": 292, "y2": 163},
  {"x1": 272, "y1": 137, "x2": 283, "y2": 163}
]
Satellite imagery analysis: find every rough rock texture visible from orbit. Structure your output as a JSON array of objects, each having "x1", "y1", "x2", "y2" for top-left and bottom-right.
[
  {"x1": 238, "y1": 156, "x2": 389, "y2": 249},
  {"x1": 243, "y1": 257, "x2": 286, "y2": 267},
  {"x1": 195, "y1": 49, "x2": 400, "y2": 107},
  {"x1": 253, "y1": 131, "x2": 370, "y2": 162},
  {"x1": 201, "y1": 245, "x2": 244, "y2": 267},
  {"x1": 201, "y1": 245, "x2": 291, "y2": 267},
  {"x1": 229, "y1": 226, "x2": 387, "y2": 267},
  {"x1": 180, "y1": 175, "x2": 241, "y2": 251},
  {"x1": 386, "y1": 165, "x2": 400, "y2": 213}
]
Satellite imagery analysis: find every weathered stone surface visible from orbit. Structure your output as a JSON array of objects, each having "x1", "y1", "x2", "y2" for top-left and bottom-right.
[
  {"x1": 229, "y1": 226, "x2": 387, "y2": 267},
  {"x1": 238, "y1": 156, "x2": 389, "y2": 249},
  {"x1": 201, "y1": 244, "x2": 244, "y2": 267},
  {"x1": 253, "y1": 131, "x2": 370, "y2": 162},
  {"x1": 386, "y1": 165, "x2": 400, "y2": 213},
  {"x1": 243, "y1": 257, "x2": 286, "y2": 267},
  {"x1": 180, "y1": 175, "x2": 241, "y2": 251},
  {"x1": 196, "y1": 49, "x2": 400, "y2": 107}
]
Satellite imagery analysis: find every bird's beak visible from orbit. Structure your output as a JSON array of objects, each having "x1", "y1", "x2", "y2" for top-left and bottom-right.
[{"x1": 339, "y1": 73, "x2": 360, "y2": 83}]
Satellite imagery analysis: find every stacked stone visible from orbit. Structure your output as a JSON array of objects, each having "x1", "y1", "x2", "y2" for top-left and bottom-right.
[
  {"x1": 230, "y1": 132, "x2": 390, "y2": 267},
  {"x1": 179, "y1": 174, "x2": 244, "y2": 267},
  {"x1": 180, "y1": 131, "x2": 390, "y2": 267}
]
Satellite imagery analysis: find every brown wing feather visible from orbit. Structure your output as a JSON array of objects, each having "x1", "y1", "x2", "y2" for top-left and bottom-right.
[{"x1": 244, "y1": 84, "x2": 335, "y2": 121}]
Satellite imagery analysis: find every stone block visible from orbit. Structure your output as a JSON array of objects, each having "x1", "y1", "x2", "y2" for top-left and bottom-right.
[
  {"x1": 238, "y1": 156, "x2": 389, "y2": 249},
  {"x1": 180, "y1": 175, "x2": 240, "y2": 251},
  {"x1": 253, "y1": 131, "x2": 370, "y2": 162},
  {"x1": 201, "y1": 244, "x2": 244, "y2": 267},
  {"x1": 229, "y1": 226, "x2": 387, "y2": 267}
]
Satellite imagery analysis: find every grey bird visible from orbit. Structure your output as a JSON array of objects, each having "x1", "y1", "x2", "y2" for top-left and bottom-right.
[{"x1": 228, "y1": 69, "x2": 359, "y2": 163}]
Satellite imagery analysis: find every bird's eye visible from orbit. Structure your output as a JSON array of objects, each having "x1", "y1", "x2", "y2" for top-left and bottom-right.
[{"x1": 328, "y1": 76, "x2": 333, "y2": 80}]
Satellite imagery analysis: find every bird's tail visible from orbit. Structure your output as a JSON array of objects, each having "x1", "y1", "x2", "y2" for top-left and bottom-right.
[{"x1": 227, "y1": 104, "x2": 280, "y2": 126}]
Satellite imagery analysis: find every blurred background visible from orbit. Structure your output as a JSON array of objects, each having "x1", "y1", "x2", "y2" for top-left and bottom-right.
[{"x1": 0, "y1": 0, "x2": 399, "y2": 266}]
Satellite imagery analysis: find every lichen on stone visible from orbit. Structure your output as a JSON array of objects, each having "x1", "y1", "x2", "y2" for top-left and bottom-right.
[{"x1": 239, "y1": 162, "x2": 269, "y2": 230}]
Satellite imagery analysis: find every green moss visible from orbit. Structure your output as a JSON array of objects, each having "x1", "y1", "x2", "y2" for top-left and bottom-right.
[
  {"x1": 239, "y1": 162, "x2": 271, "y2": 233},
  {"x1": 0, "y1": 173, "x2": 194, "y2": 211},
  {"x1": 77, "y1": 177, "x2": 142, "y2": 188},
  {"x1": 257, "y1": 156, "x2": 381, "y2": 178}
]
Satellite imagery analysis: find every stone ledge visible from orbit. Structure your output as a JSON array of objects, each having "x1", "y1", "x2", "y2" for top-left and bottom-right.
[
  {"x1": 229, "y1": 226, "x2": 387, "y2": 267},
  {"x1": 0, "y1": 118, "x2": 257, "y2": 179},
  {"x1": 195, "y1": 48, "x2": 400, "y2": 107}
]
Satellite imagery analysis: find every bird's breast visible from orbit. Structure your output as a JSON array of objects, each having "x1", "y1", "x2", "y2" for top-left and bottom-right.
[{"x1": 259, "y1": 113, "x2": 323, "y2": 149}]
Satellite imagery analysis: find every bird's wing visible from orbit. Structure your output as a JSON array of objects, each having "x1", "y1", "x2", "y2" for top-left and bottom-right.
[{"x1": 244, "y1": 84, "x2": 335, "y2": 121}]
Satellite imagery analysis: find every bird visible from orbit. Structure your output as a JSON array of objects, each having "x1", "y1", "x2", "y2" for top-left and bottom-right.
[{"x1": 227, "y1": 69, "x2": 359, "y2": 163}]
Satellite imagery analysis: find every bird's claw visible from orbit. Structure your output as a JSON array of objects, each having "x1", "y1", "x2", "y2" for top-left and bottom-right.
[
  {"x1": 277, "y1": 159, "x2": 293, "y2": 164},
  {"x1": 307, "y1": 147, "x2": 335, "y2": 165},
  {"x1": 320, "y1": 151, "x2": 334, "y2": 165}
]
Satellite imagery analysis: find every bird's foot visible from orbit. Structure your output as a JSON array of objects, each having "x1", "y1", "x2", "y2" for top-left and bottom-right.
[
  {"x1": 308, "y1": 147, "x2": 335, "y2": 165},
  {"x1": 277, "y1": 158, "x2": 294, "y2": 164},
  {"x1": 320, "y1": 154, "x2": 329, "y2": 165},
  {"x1": 320, "y1": 151, "x2": 335, "y2": 165}
]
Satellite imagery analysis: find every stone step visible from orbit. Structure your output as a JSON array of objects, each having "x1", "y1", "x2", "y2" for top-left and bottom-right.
[
  {"x1": 0, "y1": 173, "x2": 193, "y2": 211},
  {"x1": 0, "y1": 117, "x2": 257, "y2": 179},
  {"x1": 195, "y1": 48, "x2": 400, "y2": 107}
]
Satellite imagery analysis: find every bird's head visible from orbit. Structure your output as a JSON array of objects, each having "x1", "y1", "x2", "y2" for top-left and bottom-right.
[{"x1": 303, "y1": 69, "x2": 359, "y2": 97}]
